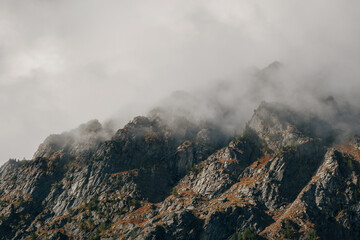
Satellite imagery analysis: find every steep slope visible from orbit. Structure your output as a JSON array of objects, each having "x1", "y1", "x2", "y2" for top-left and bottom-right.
[
  {"x1": 0, "y1": 115, "x2": 228, "y2": 239},
  {"x1": 0, "y1": 101, "x2": 359, "y2": 240},
  {"x1": 262, "y1": 140, "x2": 360, "y2": 240}
]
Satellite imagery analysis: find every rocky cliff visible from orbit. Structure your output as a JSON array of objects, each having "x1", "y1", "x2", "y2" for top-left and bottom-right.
[{"x1": 1, "y1": 101, "x2": 360, "y2": 240}]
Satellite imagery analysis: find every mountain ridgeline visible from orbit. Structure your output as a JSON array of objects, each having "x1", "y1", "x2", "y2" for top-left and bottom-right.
[{"x1": 1, "y1": 101, "x2": 360, "y2": 240}]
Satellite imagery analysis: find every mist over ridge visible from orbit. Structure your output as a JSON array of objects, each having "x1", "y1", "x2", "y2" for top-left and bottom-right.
[
  {"x1": 1, "y1": 0, "x2": 360, "y2": 163},
  {"x1": 29, "y1": 61, "x2": 360, "y2": 165},
  {"x1": 145, "y1": 61, "x2": 360, "y2": 143},
  {"x1": 2, "y1": 2, "x2": 360, "y2": 239}
]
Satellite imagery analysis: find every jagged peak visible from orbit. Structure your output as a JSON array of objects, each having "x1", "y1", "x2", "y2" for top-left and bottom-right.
[
  {"x1": 33, "y1": 119, "x2": 114, "y2": 160},
  {"x1": 248, "y1": 101, "x2": 336, "y2": 150},
  {"x1": 129, "y1": 116, "x2": 153, "y2": 126},
  {"x1": 77, "y1": 119, "x2": 102, "y2": 134},
  {"x1": 266, "y1": 60, "x2": 282, "y2": 69}
]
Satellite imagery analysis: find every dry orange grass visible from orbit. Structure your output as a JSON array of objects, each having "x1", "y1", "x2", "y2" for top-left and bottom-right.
[{"x1": 336, "y1": 141, "x2": 360, "y2": 162}]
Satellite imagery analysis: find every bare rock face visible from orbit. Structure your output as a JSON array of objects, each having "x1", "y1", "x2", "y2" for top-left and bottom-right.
[
  {"x1": 261, "y1": 146, "x2": 360, "y2": 240},
  {"x1": 1, "y1": 102, "x2": 360, "y2": 240},
  {"x1": 33, "y1": 119, "x2": 113, "y2": 160}
]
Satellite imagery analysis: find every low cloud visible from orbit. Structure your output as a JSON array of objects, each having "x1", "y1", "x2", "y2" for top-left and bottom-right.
[{"x1": 1, "y1": 0, "x2": 360, "y2": 164}]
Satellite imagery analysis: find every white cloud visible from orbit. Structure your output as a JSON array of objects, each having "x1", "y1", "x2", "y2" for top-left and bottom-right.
[{"x1": 1, "y1": 0, "x2": 360, "y2": 164}]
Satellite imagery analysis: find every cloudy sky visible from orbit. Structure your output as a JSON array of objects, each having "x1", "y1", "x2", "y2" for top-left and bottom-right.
[{"x1": 1, "y1": 0, "x2": 360, "y2": 164}]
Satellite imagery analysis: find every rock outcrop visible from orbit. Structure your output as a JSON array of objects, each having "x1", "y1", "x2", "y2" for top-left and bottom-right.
[{"x1": 1, "y1": 102, "x2": 360, "y2": 240}]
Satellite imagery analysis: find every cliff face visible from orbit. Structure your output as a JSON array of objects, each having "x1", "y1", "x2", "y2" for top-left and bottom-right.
[{"x1": 1, "y1": 102, "x2": 360, "y2": 240}]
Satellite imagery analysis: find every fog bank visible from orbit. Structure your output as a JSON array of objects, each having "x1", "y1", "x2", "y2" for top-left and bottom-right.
[{"x1": 1, "y1": 0, "x2": 360, "y2": 164}]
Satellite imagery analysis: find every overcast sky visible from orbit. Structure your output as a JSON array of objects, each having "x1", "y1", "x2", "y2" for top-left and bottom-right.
[{"x1": 1, "y1": 0, "x2": 360, "y2": 165}]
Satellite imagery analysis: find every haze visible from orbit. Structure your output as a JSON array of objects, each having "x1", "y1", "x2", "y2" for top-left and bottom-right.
[{"x1": 1, "y1": 0, "x2": 360, "y2": 165}]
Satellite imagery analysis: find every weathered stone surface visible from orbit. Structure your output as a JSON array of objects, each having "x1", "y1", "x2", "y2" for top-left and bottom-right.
[{"x1": 1, "y1": 102, "x2": 360, "y2": 240}]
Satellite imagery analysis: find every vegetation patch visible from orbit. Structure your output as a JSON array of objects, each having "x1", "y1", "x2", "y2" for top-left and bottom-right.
[{"x1": 232, "y1": 228, "x2": 260, "y2": 240}]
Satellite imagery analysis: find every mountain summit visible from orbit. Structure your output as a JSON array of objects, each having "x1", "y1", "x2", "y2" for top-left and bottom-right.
[{"x1": 1, "y1": 101, "x2": 360, "y2": 240}]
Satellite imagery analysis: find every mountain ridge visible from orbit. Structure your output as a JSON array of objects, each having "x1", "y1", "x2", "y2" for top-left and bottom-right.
[{"x1": 1, "y1": 101, "x2": 360, "y2": 239}]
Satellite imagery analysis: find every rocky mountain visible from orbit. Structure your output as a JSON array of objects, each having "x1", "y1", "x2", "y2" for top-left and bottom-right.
[{"x1": 1, "y1": 101, "x2": 360, "y2": 240}]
